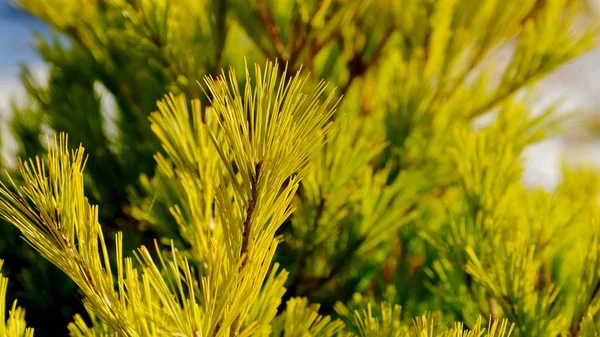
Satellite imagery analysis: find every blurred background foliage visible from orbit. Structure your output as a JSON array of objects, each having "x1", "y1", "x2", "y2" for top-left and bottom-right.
[{"x1": 0, "y1": 0, "x2": 600, "y2": 336}]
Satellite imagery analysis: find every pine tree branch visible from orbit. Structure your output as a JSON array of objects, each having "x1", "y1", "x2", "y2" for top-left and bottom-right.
[
  {"x1": 571, "y1": 278, "x2": 600, "y2": 337},
  {"x1": 590, "y1": 280, "x2": 600, "y2": 304},
  {"x1": 339, "y1": 25, "x2": 395, "y2": 98},
  {"x1": 241, "y1": 30, "x2": 273, "y2": 59},
  {"x1": 240, "y1": 161, "x2": 262, "y2": 270},
  {"x1": 316, "y1": 236, "x2": 365, "y2": 287},
  {"x1": 6, "y1": 190, "x2": 130, "y2": 334},
  {"x1": 467, "y1": 73, "x2": 548, "y2": 120},
  {"x1": 214, "y1": 0, "x2": 228, "y2": 74},
  {"x1": 282, "y1": 195, "x2": 325, "y2": 302},
  {"x1": 367, "y1": 25, "x2": 395, "y2": 70},
  {"x1": 255, "y1": 0, "x2": 289, "y2": 60},
  {"x1": 436, "y1": 44, "x2": 489, "y2": 102},
  {"x1": 465, "y1": 271, "x2": 491, "y2": 319},
  {"x1": 230, "y1": 161, "x2": 263, "y2": 337}
]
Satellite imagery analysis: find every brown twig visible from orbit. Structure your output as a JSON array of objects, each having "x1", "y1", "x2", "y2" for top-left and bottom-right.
[
  {"x1": 366, "y1": 25, "x2": 396, "y2": 70},
  {"x1": 240, "y1": 161, "x2": 262, "y2": 270},
  {"x1": 230, "y1": 161, "x2": 263, "y2": 337},
  {"x1": 255, "y1": 0, "x2": 289, "y2": 60},
  {"x1": 339, "y1": 25, "x2": 395, "y2": 98}
]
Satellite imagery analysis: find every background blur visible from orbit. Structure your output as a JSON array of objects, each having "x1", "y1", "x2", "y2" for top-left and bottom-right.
[
  {"x1": 1, "y1": 0, "x2": 600, "y2": 191},
  {"x1": 0, "y1": 1, "x2": 599, "y2": 336}
]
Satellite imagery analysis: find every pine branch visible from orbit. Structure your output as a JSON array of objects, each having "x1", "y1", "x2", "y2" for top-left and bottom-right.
[
  {"x1": 254, "y1": 0, "x2": 289, "y2": 60},
  {"x1": 214, "y1": 0, "x2": 228, "y2": 74},
  {"x1": 315, "y1": 237, "x2": 366, "y2": 290},
  {"x1": 339, "y1": 25, "x2": 395, "y2": 98},
  {"x1": 282, "y1": 195, "x2": 325, "y2": 302},
  {"x1": 241, "y1": 161, "x2": 262, "y2": 270},
  {"x1": 571, "y1": 278, "x2": 600, "y2": 337},
  {"x1": 367, "y1": 25, "x2": 396, "y2": 70}
]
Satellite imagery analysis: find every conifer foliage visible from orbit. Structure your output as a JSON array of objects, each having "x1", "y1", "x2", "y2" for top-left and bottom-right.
[{"x1": 0, "y1": 0, "x2": 599, "y2": 336}]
